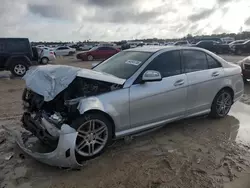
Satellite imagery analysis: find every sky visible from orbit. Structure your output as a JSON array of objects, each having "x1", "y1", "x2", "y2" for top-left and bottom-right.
[{"x1": 1, "y1": 0, "x2": 250, "y2": 41}]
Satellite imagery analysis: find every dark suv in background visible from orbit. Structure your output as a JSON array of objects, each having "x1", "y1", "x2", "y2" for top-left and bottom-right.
[
  {"x1": 193, "y1": 40, "x2": 230, "y2": 54},
  {"x1": 0, "y1": 38, "x2": 36, "y2": 76},
  {"x1": 230, "y1": 40, "x2": 250, "y2": 55}
]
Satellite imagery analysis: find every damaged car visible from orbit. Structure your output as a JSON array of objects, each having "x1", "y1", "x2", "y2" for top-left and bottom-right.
[
  {"x1": 237, "y1": 56, "x2": 250, "y2": 82},
  {"x1": 20, "y1": 46, "x2": 244, "y2": 168}
]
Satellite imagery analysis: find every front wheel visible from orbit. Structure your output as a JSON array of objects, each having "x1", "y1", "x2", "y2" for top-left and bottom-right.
[
  {"x1": 71, "y1": 113, "x2": 113, "y2": 160},
  {"x1": 210, "y1": 89, "x2": 233, "y2": 118}
]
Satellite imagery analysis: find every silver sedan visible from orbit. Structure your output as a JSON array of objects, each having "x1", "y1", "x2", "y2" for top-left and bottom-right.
[{"x1": 22, "y1": 46, "x2": 244, "y2": 164}]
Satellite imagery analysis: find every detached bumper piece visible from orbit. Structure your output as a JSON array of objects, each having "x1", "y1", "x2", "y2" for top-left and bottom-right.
[{"x1": 3, "y1": 124, "x2": 82, "y2": 169}]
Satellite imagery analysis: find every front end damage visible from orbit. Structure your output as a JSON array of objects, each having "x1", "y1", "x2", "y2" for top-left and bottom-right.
[
  {"x1": 4, "y1": 124, "x2": 81, "y2": 168},
  {"x1": 13, "y1": 65, "x2": 124, "y2": 168}
]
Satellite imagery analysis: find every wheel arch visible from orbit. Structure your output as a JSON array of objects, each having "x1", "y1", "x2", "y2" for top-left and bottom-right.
[
  {"x1": 5, "y1": 55, "x2": 31, "y2": 69},
  {"x1": 83, "y1": 109, "x2": 116, "y2": 139},
  {"x1": 213, "y1": 86, "x2": 234, "y2": 103}
]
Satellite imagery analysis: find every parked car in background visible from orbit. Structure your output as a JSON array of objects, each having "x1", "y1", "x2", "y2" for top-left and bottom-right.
[
  {"x1": 0, "y1": 38, "x2": 37, "y2": 76},
  {"x1": 230, "y1": 40, "x2": 250, "y2": 55},
  {"x1": 237, "y1": 56, "x2": 250, "y2": 82},
  {"x1": 76, "y1": 46, "x2": 120, "y2": 61},
  {"x1": 36, "y1": 45, "x2": 46, "y2": 48},
  {"x1": 54, "y1": 46, "x2": 76, "y2": 56},
  {"x1": 174, "y1": 41, "x2": 190, "y2": 46},
  {"x1": 228, "y1": 40, "x2": 246, "y2": 46},
  {"x1": 193, "y1": 40, "x2": 230, "y2": 54},
  {"x1": 165, "y1": 42, "x2": 175, "y2": 45},
  {"x1": 42, "y1": 47, "x2": 54, "y2": 51},
  {"x1": 35, "y1": 47, "x2": 56, "y2": 64},
  {"x1": 79, "y1": 45, "x2": 93, "y2": 51},
  {"x1": 21, "y1": 46, "x2": 243, "y2": 161}
]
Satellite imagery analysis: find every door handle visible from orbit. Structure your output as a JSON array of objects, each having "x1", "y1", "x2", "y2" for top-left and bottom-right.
[
  {"x1": 212, "y1": 72, "x2": 219, "y2": 77},
  {"x1": 174, "y1": 79, "x2": 184, "y2": 86}
]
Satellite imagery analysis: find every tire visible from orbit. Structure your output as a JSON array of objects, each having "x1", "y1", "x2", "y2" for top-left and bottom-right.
[
  {"x1": 87, "y1": 55, "x2": 94, "y2": 61},
  {"x1": 10, "y1": 61, "x2": 28, "y2": 77},
  {"x1": 41, "y1": 57, "x2": 49, "y2": 64},
  {"x1": 71, "y1": 112, "x2": 113, "y2": 161},
  {"x1": 210, "y1": 89, "x2": 233, "y2": 118}
]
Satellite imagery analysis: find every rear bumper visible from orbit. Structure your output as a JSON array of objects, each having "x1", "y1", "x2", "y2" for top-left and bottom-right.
[{"x1": 48, "y1": 55, "x2": 56, "y2": 61}]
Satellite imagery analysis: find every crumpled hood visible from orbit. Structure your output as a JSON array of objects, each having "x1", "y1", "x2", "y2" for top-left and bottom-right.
[{"x1": 23, "y1": 65, "x2": 125, "y2": 102}]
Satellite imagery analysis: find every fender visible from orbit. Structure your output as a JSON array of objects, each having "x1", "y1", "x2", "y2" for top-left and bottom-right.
[
  {"x1": 5, "y1": 55, "x2": 32, "y2": 69},
  {"x1": 77, "y1": 96, "x2": 120, "y2": 126}
]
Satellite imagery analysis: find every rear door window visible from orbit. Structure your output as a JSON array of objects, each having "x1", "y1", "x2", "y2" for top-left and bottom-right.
[
  {"x1": 0, "y1": 41, "x2": 5, "y2": 52},
  {"x1": 206, "y1": 54, "x2": 222, "y2": 69},
  {"x1": 182, "y1": 50, "x2": 208, "y2": 73},
  {"x1": 6, "y1": 39, "x2": 28, "y2": 53}
]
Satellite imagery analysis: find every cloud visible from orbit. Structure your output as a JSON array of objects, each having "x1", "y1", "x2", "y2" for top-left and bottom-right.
[
  {"x1": 0, "y1": 0, "x2": 249, "y2": 41},
  {"x1": 188, "y1": 8, "x2": 215, "y2": 22},
  {"x1": 213, "y1": 26, "x2": 229, "y2": 33},
  {"x1": 28, "y1": 4, "x2": 66, "y2": 19},
  {"x1": 217, "y1": 0, "x2": 233, "y2": 5},
  {"x1": 27, "y1": 1, "x2": 82, "y2": 21},
  {"x1": 88, "y1": 9, "x2": 164, "y2": 24},
  {"x1": 245, "y1": 17, "x2": 250, "y2": 26},
  {"x1": 83, "y1": 0, "x2": 138, "y2": 7}
]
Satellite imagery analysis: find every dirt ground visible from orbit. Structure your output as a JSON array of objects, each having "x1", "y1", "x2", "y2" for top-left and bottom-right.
[{"x1": 1, "y1": 55, "x2": 250, "y2": 188}]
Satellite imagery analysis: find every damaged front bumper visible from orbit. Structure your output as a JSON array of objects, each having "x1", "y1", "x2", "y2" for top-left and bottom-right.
[{"x1": 3, "y1": 124, "x2": 82, "y2": 169}]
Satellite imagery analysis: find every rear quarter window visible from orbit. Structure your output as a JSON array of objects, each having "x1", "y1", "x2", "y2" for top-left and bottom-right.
[{"x1": 6, "y1": 39, "x2": 29, "y2": 53}]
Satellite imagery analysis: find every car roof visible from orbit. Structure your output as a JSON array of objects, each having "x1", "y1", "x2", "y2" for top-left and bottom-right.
[{"x1": 125, "y1": 46, "x2": 202, "y2": 53}]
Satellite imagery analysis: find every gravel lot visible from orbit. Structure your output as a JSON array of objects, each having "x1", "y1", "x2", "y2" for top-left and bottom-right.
[{"x1": 1, "y1": 55, "x2": 250, "y2": 188}]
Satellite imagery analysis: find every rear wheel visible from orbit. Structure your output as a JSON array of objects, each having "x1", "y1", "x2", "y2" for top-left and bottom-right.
[
  {"x1": 71, "y1": 113, "x2": 113, "y2": 160},
  {"x1": 87, "y1": 55, "x2": 94, "y2": 61},
  {"x1": 11, "y1": 62, "x2": 28, "y2": 77},
  {"x1": 210, "y1": 89, "x2": 233, "y2": 118},
  {"x1": 41, "y1": 57, "x2": 49, "y2": 64}
]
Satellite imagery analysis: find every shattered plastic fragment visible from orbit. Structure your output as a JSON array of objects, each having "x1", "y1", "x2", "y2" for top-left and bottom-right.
[
  {"x1": 4, "y1": 152, "x2": 14, "y2": 160},
  {"x1": 3, "y1": 124, "x2": 82, "y2": 169}
]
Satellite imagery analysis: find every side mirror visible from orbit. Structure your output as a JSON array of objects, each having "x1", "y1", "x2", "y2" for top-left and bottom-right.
[{"x1": 142, "y1": 70, "x2": 162, "y2": 82}]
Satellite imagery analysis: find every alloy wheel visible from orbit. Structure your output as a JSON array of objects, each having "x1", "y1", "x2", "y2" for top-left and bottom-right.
[
  {"x1": 75, "y1": 119, "x2": 108, "y2": 157},
  {"x1": 14, "y1": 64, "x2": 26, "y2": 76},
  {"x1": 216, "y1": 92, "x2": 232, "y2": 116}
]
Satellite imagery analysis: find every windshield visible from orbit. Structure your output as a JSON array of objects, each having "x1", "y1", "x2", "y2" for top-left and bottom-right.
[{"x1": 93, "y1": 51, "x2": 152, "y2": 79}]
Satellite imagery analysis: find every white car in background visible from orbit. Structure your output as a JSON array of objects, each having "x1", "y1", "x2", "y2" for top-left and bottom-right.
[
  {"x1": 79, "y1": 45, "x2": 93, "y2": 51},
  {"x1": 54, "y1": 46, "x2": 76, "y2": 56},
  {"x1": 36, "y1": 47, "x2": 56, "y2": 64},
  {"x1": 174, "y1": 41, "x2": 191, "y2": 46}
]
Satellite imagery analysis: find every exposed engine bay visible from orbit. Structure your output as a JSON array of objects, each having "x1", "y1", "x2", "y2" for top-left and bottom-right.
[{"x1": 22, "y1": 76, "x2": 122, "y2": 146}]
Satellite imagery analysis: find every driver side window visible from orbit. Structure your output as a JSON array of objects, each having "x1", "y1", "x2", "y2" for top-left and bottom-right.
[{"x1": 145, "y1": 50, "x2": 181, "y2": 78}]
